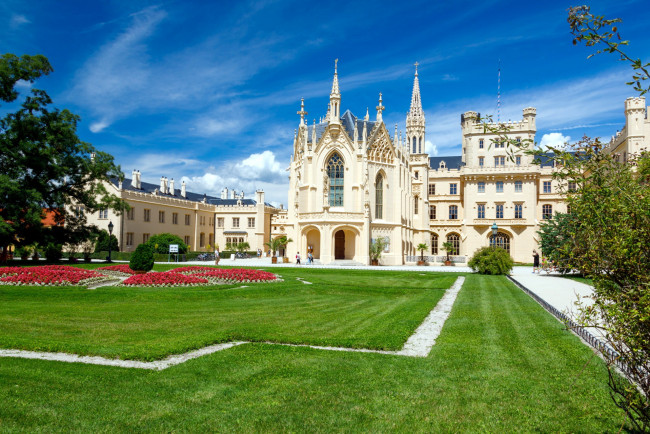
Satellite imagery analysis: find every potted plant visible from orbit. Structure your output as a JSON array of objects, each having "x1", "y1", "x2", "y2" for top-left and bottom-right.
[
  {"x1": 129, "y1": 243, "x2": 154, "y2": 274},
  {"x1": 278, "y1": 236, "x2": 293, "y2": 263},
  {"x1": 441, "y1": 241, "x2": 454, "y2": 266},
  {"x1": 416, "y1": 243, "x2": 428, "y2": 266},
  {"x1": 369, "y1": 237, "x2": 387, "y2": 266},
  {"x1": 264, "y1": 237, "x2": 284, "y2": 264}
]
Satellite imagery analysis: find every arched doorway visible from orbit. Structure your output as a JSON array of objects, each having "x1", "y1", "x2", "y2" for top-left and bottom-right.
[
  {"x1": 305, "y1": 228, "x2": 321, "y2": 259},
  {"x1": 489, "y1": 232, "x2": 510, "y2": 253},
  {"x1": 334, "y1": 230, "x2": 345, "y2": 259}
]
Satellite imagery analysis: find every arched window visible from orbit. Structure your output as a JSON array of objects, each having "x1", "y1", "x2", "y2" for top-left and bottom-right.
[
  {"x1": 414, "y1": 195, "x2": 419, "y2": 215},
  {"x1": 418, "y1": 137, "x2": 422, "y2": 153},
  {"x1": 446, "y1": 233, "x2": 460, "y2": 255},
  {"x1": 412, "y1": 137, "x2": 417, "y2": 154},
  {"x1": 375, "y1": 174, "x2": 383, "y2": 219},
  {"x1": 327, "y1": 153, "x2": 344, "y2": 206},
  {"x1": 489, "y1": 232, "x2": 510, "y2": 253},
  {"x1": 431, "y1": 233, "x2": 438, "y2": 255}
]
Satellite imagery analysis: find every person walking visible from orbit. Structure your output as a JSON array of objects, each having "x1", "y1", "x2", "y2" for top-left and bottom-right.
[
  {"x1": 215, "y1": 247, "x2": 220, "y2": 266},
  {"x1": 532, "y1": 250, "x2": 540, "y2": 274},
  {"x1": 308, "y1": 252, "x2": 313, "y2": 264},
  {"x1": 296, "y1": 252, "x2": 301, "y2": 265}
]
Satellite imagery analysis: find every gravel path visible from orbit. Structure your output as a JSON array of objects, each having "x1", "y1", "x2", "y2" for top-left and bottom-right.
[{"x1": 0, "y1": 277, "x2": 465, "y2": 369}]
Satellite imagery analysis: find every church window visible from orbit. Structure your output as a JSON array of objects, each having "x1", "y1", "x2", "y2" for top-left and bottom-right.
[
  {"x1": 431, "y1": 234, "x2": 438, "y2": 255},
  {"x1": 478, "y1": 182, "x2": 485, "y2": 193},
  {"x1": 450, "y1": 183, "x2": 457, "y2": 195},
  {"x1": 449, "y1": 205, "x2": 458, "y2": 220},
  {"x1": 496, "y1": 204, "x2": 504, "y2": 219},
  {"x1": 477, "y1": 204, "x2": 485, "y2": 219},
  {"x1": 412, "y1": 137, "x2": 417, "y2": 154},
  {"x1": 414, "y1": 196, "x2": 419, "y2": 215},
  {"x1": 126, "y1": 207, "x2": 134, "y2": 220},
  {"x1": 209, "y1": 233, "x2": 214, "y2": 246},
  {"x1": 496, "y1": 181, "x2": 504, "y2": 193},
  {"x1": 375, "y1": 175, "x2": 383, "y2": 219},
  {"x1": 327, "y1": 153, "x2": 345, "y2": 207},
  {"x1": 515, "y1": 181, "x2": 522, "y2": 193},
  {"x1": 446, "y1": 233, "x2": 460, "y2": 255},
  {"x1": 542, "y1": 204, "x2": 553, "y2": 219},
  {"x1": 428, "y1": 183, "x2": 435, "y2": 195},
  {"x1": 429, "y1": 205, "x2": 436, "y2": 220},
  {"x1": 185, "y1": 214, "x2": 191, "y2": 225}
]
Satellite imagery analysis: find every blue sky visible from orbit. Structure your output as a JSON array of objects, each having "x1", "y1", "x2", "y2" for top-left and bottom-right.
[{"x1": 2, "y1": 0, "x2": 649, "y2": 204}]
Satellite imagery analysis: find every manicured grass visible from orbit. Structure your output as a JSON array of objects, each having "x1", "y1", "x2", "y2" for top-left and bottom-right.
[
  {"x1": 562, "y1": 275, "x2": 594, "y2": 286},
  {"x1": 0, "y1": 266, "x2": 454, "y2": 360},
  {"x1": 0, "y1": 272, "x2": 627, "y2": 431}
]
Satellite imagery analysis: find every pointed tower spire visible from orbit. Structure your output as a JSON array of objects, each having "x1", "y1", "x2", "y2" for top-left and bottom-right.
[
  {"x1": 406, "y1": 61, "x2": 426, "y2": 154},
  {"x1": 328, "y1": 59, "x2": 341, "y2": 125},
  {"x1": 297, "y1": 98, "x2": 307, "y2": 126},
  {"x1": 376, "y1": 93, "x2": 385, "y2": 123}
]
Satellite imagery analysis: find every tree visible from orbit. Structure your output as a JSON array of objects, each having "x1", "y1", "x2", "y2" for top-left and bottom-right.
[
  {"x1": 235, "y1": 241, "x2": 250, "y2": 254},
  {"x1": 94, "y1": 229, "x2": 119, "y2": 253},
  {"x1": 416, "y1": 243, "x2": 428, "y2": 262},
  {"x1": 369, "y1": 237, "x2": 387, "y2": 264},
  {"x1": 468, "y1": 246, "x2": 513, "y2": 275},
  {"x1": 145, "y1": 233, "x2": 188, "y2": 254},
  {"x1": 441, "y1": 241, "x2": 454, "y2": 263},
  {"x1": 0, "y1": 53, "x2": 128, "y2": 259},
  {"x1": 537, "y1": 212, "x2": 580, "y2": 274}
]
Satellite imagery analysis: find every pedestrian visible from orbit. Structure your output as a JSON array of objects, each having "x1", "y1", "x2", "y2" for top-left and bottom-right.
[
  {"x1": 257, "y1": 248, "x2": 262, "y2": 258},
  {"x1": 308, "y1": 252, "x2": 313, "y2": 264},
  {"x1": 532, "y1": 250, "x2": 539, "y2": 274},
  {"x1": 215, "y1": 247, "x2": 220, "y2": 266},
  {"x1": 296, "y1": 252, "x2": 301, "y2": 265}
]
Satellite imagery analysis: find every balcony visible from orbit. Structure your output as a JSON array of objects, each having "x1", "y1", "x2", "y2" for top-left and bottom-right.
[{"x1": 472, "y1": 218, "x2": 530, "y2": 227}]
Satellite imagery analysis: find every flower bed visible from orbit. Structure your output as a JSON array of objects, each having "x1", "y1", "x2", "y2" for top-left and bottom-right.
[
  {"x1": 179, "y1": 267, "x2": 278, "y2": 283},
  {"x1": 96, "y1": 264, "x2": 137, "y2": 276},
  {"x1": 122, "y1": 271, "x2": 209, "y2": 287},
  {"x1": 0, "y1": 265, "x2": 106, "y2": 286}
]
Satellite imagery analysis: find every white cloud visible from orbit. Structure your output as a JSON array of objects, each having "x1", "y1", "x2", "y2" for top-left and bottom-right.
[
  {"x1": 10, "y1": 14, "x2": 29, "y2": 27},
  {"x1": 539, "y1": 133, "x2": 570, "y2": 150},
  {"x1": 424, "y1": 140, "x2": 438, "y2": 156},
  {"x1": 89, "y1": 120, "x2": 109, "y2": 133},
  {"x1": 441, "y1": 74, "x2": 458, "y2": 82},
  {"x1": 235, "y1": 150, "x2": 285, "y2": 184}
]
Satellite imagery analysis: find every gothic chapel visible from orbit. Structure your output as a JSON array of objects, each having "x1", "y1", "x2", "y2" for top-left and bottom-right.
[{"x1": 281, "y1": 61, "x2": 431, "y2": 265}]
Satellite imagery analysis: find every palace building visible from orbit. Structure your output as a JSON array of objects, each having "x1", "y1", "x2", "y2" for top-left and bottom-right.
[{"x1": 85, "y1": 63, "x2": 650, "y2": 265}]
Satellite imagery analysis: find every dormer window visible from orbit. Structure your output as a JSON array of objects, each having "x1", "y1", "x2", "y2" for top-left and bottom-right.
[{"x1": 439, "y1": 161, "x2": 446, "y2": 169}]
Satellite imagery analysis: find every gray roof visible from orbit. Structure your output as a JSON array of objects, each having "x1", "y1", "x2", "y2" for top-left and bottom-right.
[
  {"x1": 111, "y1": 177, "x2": 259, "y2": 206},
  {"x1": 309, "y1": 110, "x2": 378, "y2": 143},
  {"x1": 429, "y1": 156, "x2": 464, "y2": 170}
]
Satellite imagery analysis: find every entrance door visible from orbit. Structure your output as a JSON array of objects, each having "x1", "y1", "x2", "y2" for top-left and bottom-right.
[{"x1": 334, "y1": 230, "x2": 345, "y2": 259}]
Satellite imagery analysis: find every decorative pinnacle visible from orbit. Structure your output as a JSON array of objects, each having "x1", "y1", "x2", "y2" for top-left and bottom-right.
[
  {"x1": 414, "y1": 61, "x2": 419, "y2": 76},
  {"x1": 330, "y1": 58, "x2": 340, "y2": 96},
  {"x1": 408, "y1": 63, "x2": 424, "y2": 121},
  {"x1": 376, "y1": 93, "x2": 385, "y2": 112},
  {"x1": 297, "y1": 98, "x2": 308, "y2": 125}
]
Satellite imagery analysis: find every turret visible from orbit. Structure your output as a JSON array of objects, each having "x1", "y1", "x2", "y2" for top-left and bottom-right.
[
  {"x1": 523, "y1": 107, "x2": 536, "y2": 130},
  {"x1": 406, "y1": 62, "x2": 426, "y2": 154}
]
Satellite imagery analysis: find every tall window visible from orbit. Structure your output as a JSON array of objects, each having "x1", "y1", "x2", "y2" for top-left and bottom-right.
[
  {"x1": 126, "y1": 207, "x2": 134, "y2": 220},
  {"x1": 232, "y1": 217, "x2": 240, "y2": 228},
  {"x1": 158, "y1": 211, "x2": 165, "y2": 223},
  {"x1": 248, "y1": 217, "x2": 255, "y2": 228},
  {"x1": 184, "y1": 214, "x2": 191, "y2": 225},
  {"x1": 446, "y1": 233, "x2": 460, "y2": 255},
  {"x1": 217, "y1": 218, "x2": 224, "y2": 228},
  {"x1": 543, "y1": 181, "x2": 552, "y2": 193},
  {"x1": 429, "y1": 205, "x2": 436, "y2": 220},
  {"x1": 428, "y1": 183, "x2": 436, "y2": 195},
  {"x1": 327, "y1": 153, "x2": 344, "y2": 207},
  {"x1": 479, "y1": 139, "x2": 484, "y2": 149},
  {"x1": 431, "y1": 234, "x2": 438, "y2": 255},
  {"x1": 568, "y1": 181, "x2": 577, "y2": 192},
  {"x1": 478, "y1": 182, "x2": 485, "y2": 193},
  {"x1": 414, "y1": 196, "x2": 419, "y2": 215},
  {"x1": 496, "y1": 181, "x2": 504, "y2": 193},
  {"x1": 142, "y1": 233, "x2": 150, "y2": 243},
  {"x1": 477, "y1": 204, "x2": 485, "y2": 219},
  {"x1": 200, "y1": 233, "x2": 205, "y2": 247},
  {"x1": 514, "y1": 180, "x2": 523, "y2": 193},
  {"x1": 542, "y1": 204, "x2": 553, "y2": 219},
  {"x1": 375, "y1": 175, "x2": 383, "y2": 219},
  {"x1": 516, "y1": 155, "x2": 521, "y2": 166},
  {"x1": 449, "y1": 205, "x2": 458, "y2": 220},
  {"x1": 479, "y1": 156, "x2": 484, "y2": 167},
  {"x1": 99, "y1": 209, "x2": 108, "y2": 219},
  {"x1": 489, "y1": 232, "x2": 510, "y2": 253},
  {"x1": 496, "y1": 204, "x2": 504, "y2": 219},
  {"x1": 494, "y1": 156, "x2": 505, "y2": 166},
  {"x1": 172, "y1": 213, "x2": 178, "y2": 225},
  {"x1": 450, "y1": 183, "x2": 458, "y2": 195},
  {"x1": 126, "y1": 232, "x2": 134, "y2": 246},
  {"x1": 144, "y1": 209, "x2": 150, "y2": 222},
  {"x1": 514, "y1": 203, "x2": 523, "y2": 219},
  {"x1": 184, "y1": 236, "x2": 190, "y2": 245}
]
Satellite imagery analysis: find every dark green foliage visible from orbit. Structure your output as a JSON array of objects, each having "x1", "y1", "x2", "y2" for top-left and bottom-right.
[
  {"x1": 44, "y1": 243, "x2": 63, "y2": 262},
  {"x1": 468, "y1": 247, "x2": 514, "y2": 275},
  {"x1": 537, "y1": 212, "x2": 579, "y2": 273},
  {"x1": 94, "y1": 230, "x2": 119, "y2": 253},
  {"x1": 0, "y1": 53, "x2": 128, "y2": 257},
  {"x1": 129, "y1": 244, "x2": 154, "y2": 272},
  {"x1": 145, "y1": 233, "x2": 188, "y2": 254}
]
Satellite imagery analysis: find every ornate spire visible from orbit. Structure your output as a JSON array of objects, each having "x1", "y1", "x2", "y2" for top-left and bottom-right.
[
  {"x1": 376, "y1": 93, "x2": 385, "y2": 122},
  {"x1": 408, "y1": 62, "x2": 424, "y2": 121},
  {"x1": 406, "y1": 61, "x2": 425, "y2": 154},
  {"x1": 297, "y1": 98, "x2": 307, "y2": 126},
  {"x1": 328, "y1": 59, "x2": 341, "y2": 125},
  {"x1": 331, "y1": 58, "x2": 340, "y2": 96}
]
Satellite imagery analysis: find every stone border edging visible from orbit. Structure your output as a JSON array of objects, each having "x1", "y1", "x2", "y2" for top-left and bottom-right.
[{"x1": 0, "y1": 277, "x2": 465, "y2": 370}]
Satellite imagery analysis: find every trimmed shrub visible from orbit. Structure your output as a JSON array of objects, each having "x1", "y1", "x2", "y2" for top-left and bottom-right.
[
  {"x1": 146, "y1": 233, "x2": 188, "y2": 254},
  {"x1": 129, "y1": 244, "x2": 154, "y2": 272},
  {"x1": 44, "y1": 243, "x2": 63, "y2": 262},
  {"x1": 94, "y1": 230, "x2": 119, "y2": 253},
  {"x1": 468, "y1": 246, "x2": 514, "y2": 275}
]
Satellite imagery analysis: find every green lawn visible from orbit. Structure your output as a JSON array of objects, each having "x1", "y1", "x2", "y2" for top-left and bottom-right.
[{"x1": 0, "y1": 267, "x2": 628, "y2": 431}]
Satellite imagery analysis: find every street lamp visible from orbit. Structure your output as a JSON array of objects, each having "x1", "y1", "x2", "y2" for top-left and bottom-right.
[
  {"x1": 107, "y1": 221, "x2": 114, "y2": 263},
  {"x1": 490, "y1": 222, "x2": 498, "y2": 249}
]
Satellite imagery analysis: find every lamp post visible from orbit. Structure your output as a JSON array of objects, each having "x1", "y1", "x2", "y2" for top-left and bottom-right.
[
  {"x1": 491, "y1": 222, "x2": 498, "y2": 249},
  {"x1": 107, "y1": 221, "x2": 114, "y2": 263}
]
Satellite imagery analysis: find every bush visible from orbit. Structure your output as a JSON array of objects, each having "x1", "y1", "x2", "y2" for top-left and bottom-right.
[
  {"x1": 94, "y1": 230, "x2": 119, "y2": 253},
  {"x1": 146, "y1": 233, "x2": 188, "y2": 254},
  {"x1": 468, "y1": 247, "x2": 513, "y2": 275},
  {"x1": 129, "y1": 244, "x2": 154, "y2": 272},
  {"x1": 44, "y1": 243, "x2": 63, "y2": 262}
]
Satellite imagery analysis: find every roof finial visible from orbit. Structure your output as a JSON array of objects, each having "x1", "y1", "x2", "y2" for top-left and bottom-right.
[
  {"x1": 376, "y1": 92, "x2": 385, "y2": 122},
  {"x1": 364, "y1": 107, "x2": 369, "y2": 121},
  {"x1": 414, "y1": 61, "x2": 419, "y2": 76},
  {"x1": 407, "y1": 61, "x2": 424, "y2": 123},
  {"x1": 297, "y1": 98, "x2": 307, "y2": 126}
]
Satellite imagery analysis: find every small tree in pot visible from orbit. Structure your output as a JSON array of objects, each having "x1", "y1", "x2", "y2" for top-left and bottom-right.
[
  {"x1": 441, "y1": 241, "x2": 454, "y2": 266},
  {"x1": 264, "y1": 237, "x2": 284, "y2": 264},
  {"x1": 369, "y1": 237, "x2": 387, "y2": 266},
  {"x1": 416, "y1": 243, "x2": 428, "y2": 266},
  {"x1": 129, "y1": 243, "x2": 154, "y2": 274}
]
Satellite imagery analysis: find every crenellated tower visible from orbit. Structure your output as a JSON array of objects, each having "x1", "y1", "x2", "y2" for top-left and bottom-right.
[{"x1": 406, "y1": 62, "x2": 426, "y2": 154}]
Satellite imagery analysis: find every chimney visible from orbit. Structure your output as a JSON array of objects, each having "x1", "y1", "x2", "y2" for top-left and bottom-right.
[
  {"x1": 230, "y1": 189, "x2": 236, "y2": 199},
  {"x1": 131, "y1": 170, "x2": 137, "y2": 189},
  {"x1": 136, "y1": 170, "x2": 141, "y2": 189},
  {"x1": 169, "y1": 178, "x2": 175, "y2": 195},
  {"x1": 256, "y1": 190, "x2": 264, "y2": 204},
  {"x1": 181, "y1": 180, "x2": 187, "y2": 198},
  {"x1": 160, "y1": 177, "x2": 165, "y2": 193},
  {"x1": 221, "y1": 187, "x2": 228, "y2": 199},
  {"x1": 240, "y1": 190, "x2": 245, "y2": 199}
]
